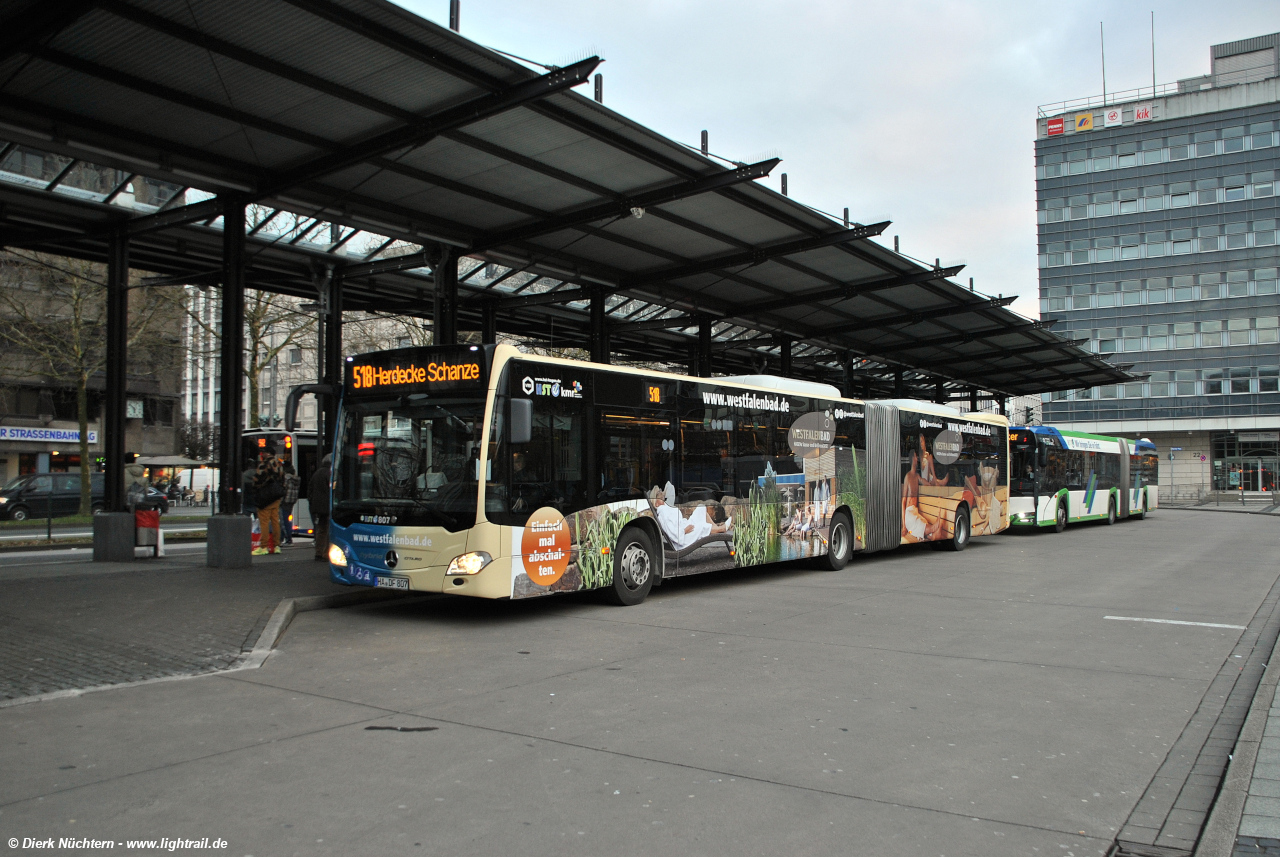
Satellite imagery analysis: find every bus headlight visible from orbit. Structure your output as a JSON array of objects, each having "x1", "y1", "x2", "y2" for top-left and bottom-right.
[
  {"x1": 447, "y1": 551, "x2": 492, "y2": 575},
  {"x1": 328, "y1": 543, "x2": 348, "y2": 567}
]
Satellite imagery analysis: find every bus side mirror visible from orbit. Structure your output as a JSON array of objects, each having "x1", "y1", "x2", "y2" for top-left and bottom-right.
[
  {"x1": 285, "y1": 384, "x2": 335, "y2": 432},
  {"x1": 509, "y1": 399, "x2": 532, "y2": 445}
]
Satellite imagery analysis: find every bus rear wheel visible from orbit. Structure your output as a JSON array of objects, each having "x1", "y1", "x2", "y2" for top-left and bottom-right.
[
  {"x1": 1134, "y1": 496, "x2": 1147, "y2": 520},
  {"x1": 1106, "y1": 498, "x2": 1117, "y2": 525},
  {"x1": 1053, "y1": 501, "x2": 1067, "y2": 533},
  {"x1": 941, "y1": 505, "x2": 970, "y2": 552},
  {"x1": 605, "y1": 528, "x2": 655, "y2": 606},
  {"x1": 820, "y1": 510, "x2": 853, "y2": 571}
]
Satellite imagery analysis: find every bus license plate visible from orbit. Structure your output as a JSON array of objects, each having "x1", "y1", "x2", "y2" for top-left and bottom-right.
[{"x1": 375, "y1": 576, "x2": 410, "y2": 591}]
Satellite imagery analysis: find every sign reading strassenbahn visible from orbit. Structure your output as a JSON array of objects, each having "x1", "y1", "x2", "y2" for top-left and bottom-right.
[{"x1": 344, "y1": 346, "x2": 489, "y2": 395}]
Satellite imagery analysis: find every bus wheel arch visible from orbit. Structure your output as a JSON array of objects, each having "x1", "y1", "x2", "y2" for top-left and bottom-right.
[
  {"x1": 1053, "y1": 496, "x2": 1068, "y2": 533},
  {"x1": 820, "y1": 507, "x2": 854, "y2": 571},
  {"x1": 625, "y1": 517, "x2": 665, "y2": 582},
  {"x1": 941, "y1": 503, "x2": 970, "y2": 552},
  {"x1": 603, "y1": 523, "x2": 658, "y2": 606}
]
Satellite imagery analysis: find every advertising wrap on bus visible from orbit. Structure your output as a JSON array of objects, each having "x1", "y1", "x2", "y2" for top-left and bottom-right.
[{"x1": 324, "y1": 344, "x2": 1012, "y2": 606}]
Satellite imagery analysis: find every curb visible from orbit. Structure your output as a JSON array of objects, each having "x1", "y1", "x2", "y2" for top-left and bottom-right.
[
  {"x1": 1196, "y1": 614, "x2": 1280, "y2": 856},
  {"x1": 1162, "y1": 506, "x2": 1280, "y2": 517},
  {"x1": 0, "y1": 588, "x2": 432, "y2": 709}
]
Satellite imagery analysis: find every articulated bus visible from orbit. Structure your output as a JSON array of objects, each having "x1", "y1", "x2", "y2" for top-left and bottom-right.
[
  {"x1": 319, "y1": 344, "x2": 1010, "y2": 606},
  {"x1": 242, "y1": 428, "x2": 320, "y2": 536},
  {"x1": 1008, "y1": 426, "x2": 1159, "y2": 531}
]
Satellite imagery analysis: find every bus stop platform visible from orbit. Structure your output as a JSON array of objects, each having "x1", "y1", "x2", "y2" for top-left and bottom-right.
[
  {"x1": 3, "y1": 513, "x2": 1280, "y2": 855},
  {"x1": 0, "y1": 544, "x2": 352, "y2": 704}
]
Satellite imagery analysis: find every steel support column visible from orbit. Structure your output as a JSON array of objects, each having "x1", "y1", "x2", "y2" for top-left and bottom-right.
[
  {"x1": 779, "y1": 337, "x2": 792, "y2": 378},
  {"x1": 841, "y1": 354, "x2": 855, "y2": 399},
  {"x1": 434, "y1": 250, "x2": 457, "y2": 346},
  {"x1": 481, "y1": 299, "x2": 497, "y2": 345},
  {"x1": 323, "y1": 270, "x2": 343, "y2": 455},
  {"x1": 969, "y1": 386, "x2": 978, "y2": 412},
  {"x1": 103, "y1": 229, "x2": 128, "y2": 512},
  {"x1": 998, "y1": 397, "x2": 1006, "y2": 417},
  {"x1": 894, "y1": 370, "x2": 903, "y2": 398},
  {"x1": 217, "y1": 200, "x2": 246, "y2": 516},
  {"x1": 589, "y1": 286, "x2": 609, "y2": 364},
  {"x1": 697, "y1": 316, "x2": 712, "y2": 378},
  {"x1": 934, "y1": 380, "x2": 945, "y2": 404}
]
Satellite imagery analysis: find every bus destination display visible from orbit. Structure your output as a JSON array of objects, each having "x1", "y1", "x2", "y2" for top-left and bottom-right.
[{"x1": 345, "y1": 347, "x2": 488, "y2": 394}]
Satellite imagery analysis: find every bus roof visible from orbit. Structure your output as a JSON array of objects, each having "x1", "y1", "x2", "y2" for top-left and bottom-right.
[
  {"x1": 1011, "y1": 425, "x2": 1156, "y2": 453},
  {"x1": 487, "y1": 344, "x2": 1010, "y2": 423}
]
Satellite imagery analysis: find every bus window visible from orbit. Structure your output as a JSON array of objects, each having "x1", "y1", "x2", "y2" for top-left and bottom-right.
[
  {"x1": 599, "y1": 411, "x2": 671, "y2": 504},
  {"x1": 1010, "y1": 433, "x2": 1037, "y2": 497},
  {"x1": 507, "y1": 397, "x2": 586, "y2": 517}
]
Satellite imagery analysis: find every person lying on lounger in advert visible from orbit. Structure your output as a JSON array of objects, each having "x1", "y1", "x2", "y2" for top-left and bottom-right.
[
  {"x1": 648, "y1": 484, "x2": 732, "y2": 550},
  {"x1": 902, "y1": 451, "x2": 946, "y2": 543}
]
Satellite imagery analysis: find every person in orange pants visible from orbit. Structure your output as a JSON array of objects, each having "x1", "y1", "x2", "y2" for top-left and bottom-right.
[{"x1": 252, "y1": 452, "x2": 285, "y2": 555}]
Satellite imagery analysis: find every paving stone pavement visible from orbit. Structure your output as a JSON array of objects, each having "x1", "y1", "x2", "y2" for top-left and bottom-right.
[
  {"x1": 1236, "y1": 683, "x2": 1280, "y2": 854},
  {"x1": 0, "y1": 546, "x2": 347, "y2": 702}
]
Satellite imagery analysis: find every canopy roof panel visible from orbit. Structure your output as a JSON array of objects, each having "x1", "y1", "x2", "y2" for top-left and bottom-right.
[{"x1": 0, "y1": 0, "x2": 1132, "y2": 398}]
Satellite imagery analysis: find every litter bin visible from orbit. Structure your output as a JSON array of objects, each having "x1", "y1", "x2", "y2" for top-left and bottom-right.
[{"x1": 134, "y1": 498, "x2": 165, "y2": 558}]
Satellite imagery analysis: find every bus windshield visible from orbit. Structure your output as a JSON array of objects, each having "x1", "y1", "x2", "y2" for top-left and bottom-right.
[
  {"x1": 332, "y1": 395, "x2": 485, "y2": 531},
  {"x1": 1009, "y1": 431, "x2": 1038, "y2": 497}
]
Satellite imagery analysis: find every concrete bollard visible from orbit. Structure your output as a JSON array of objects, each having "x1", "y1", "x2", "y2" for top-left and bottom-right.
[{"x1": 207, "y1": 514, "x2": 252, "y2": 568}]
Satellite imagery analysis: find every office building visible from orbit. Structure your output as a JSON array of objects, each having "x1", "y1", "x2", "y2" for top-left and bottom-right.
[{"x1": 1036, "y1": 33, "x2": 1280, "y2": 496}]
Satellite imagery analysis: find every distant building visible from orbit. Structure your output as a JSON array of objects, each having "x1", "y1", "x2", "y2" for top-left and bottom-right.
[
  {"x1": 1036, "y1": 33, "x2": 1280, "y2": 498},
  {"x1": 0, "y1": 253, "x2": 183, "y2": 486}
]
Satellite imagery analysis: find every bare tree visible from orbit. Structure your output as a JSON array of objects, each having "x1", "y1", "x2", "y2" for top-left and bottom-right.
[
  {"x1": 0, "y1": 252, "x2": 172, "y2": 514},
  {"x1": 175, "y1": 287, "x2": 316, "y2": 429}
]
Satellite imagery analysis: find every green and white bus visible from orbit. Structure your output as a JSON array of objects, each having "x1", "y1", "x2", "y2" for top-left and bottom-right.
[
  {"x1": 317, "y1": 344, "x2": 1010, "y2": 605},
  {"x1": 1008, "y1": 426, "x2": 1158, "y2": 531}
]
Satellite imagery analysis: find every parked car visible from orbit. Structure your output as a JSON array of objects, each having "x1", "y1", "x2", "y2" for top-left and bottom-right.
[{"x1": 0, "y1": 473, "x2": 169, "y2": 521}]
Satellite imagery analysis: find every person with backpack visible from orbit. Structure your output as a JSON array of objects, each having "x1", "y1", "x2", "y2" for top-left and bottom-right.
[
  {"x1": 280, "y1": 462, "x2": 301, "y2": 546},
  {"x1": 252, "y1": 452, "x2": 285, "y2": 555}
]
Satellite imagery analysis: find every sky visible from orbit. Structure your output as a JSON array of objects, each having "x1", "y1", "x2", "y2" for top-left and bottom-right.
[{"x1": 394, "y1": 1, "x2": 1280, "y2": 319}]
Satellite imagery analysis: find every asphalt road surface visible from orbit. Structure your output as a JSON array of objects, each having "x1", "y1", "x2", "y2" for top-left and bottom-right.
[{"x1": 1, "y1": 511, "x2": 1277, "y2": 856}]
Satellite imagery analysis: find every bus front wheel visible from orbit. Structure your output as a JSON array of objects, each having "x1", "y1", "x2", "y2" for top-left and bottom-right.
[
  {"x1": 820, "y1": 510, "x2": 853, "y2": 571},
  {"x1": 1053, "y1": 501, "x2": 1067, "y2": 533},
  {"x1": 605, "y1": 528, "x2": 655, "y2": 606},
  {"x1": 1106, "y1": 498, "x2": 1117, "y2": 525}
]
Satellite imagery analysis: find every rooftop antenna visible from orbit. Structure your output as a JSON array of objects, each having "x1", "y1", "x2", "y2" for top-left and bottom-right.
[
  {"x1": 701, "y1": 130, "x2": 708, "y2": 156},
  {"x1": 781, "y1": 173, "x2": 788, "y2": 196},
  {"x1": 449, "y1": 0, "x2": 460, "y2": 32},
  {"x1": 1100, "y1": 22, "x2": 1107, "y2": 105},
  {"x1": 894, "y1": 235, "x2": 899, "y2": 253},
  {"x1": 843, "y1": 207, "x2": 849, "y2": 228},
  {"x1": 593, "y1": 73, "x2": 603, "y2": 103},
  {"x1": 969, "y1": 277, "x2": 974, "y2": 291}
]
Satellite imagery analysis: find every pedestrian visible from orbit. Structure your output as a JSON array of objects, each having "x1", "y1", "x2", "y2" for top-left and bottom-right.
[
  {"x1": 241, "y1": 463, "x2": 257, "y2": 519},
  {"x1": 309, "y1": 453, "x2": 331, "y2": 562},
  {"x1": 280, "y1": 462, "x2": 300, "y2": 546},
  {"x1": 252, "y1": 452, "x2": 285, "y2": 556}
]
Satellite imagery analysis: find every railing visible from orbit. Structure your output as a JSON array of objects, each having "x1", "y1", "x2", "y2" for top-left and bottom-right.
[
  {"x1": 1038, "y1": 68, "x2": 1279, "y2": 118},
  {"x1": 1037, "y1": 82, "x2": 1182, "y2": 118}
]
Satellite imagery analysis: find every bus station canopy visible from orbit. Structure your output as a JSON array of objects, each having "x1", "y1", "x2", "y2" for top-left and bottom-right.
[{"x1": 0, "y1": 0, "x2": 1133, "y2": 399}]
